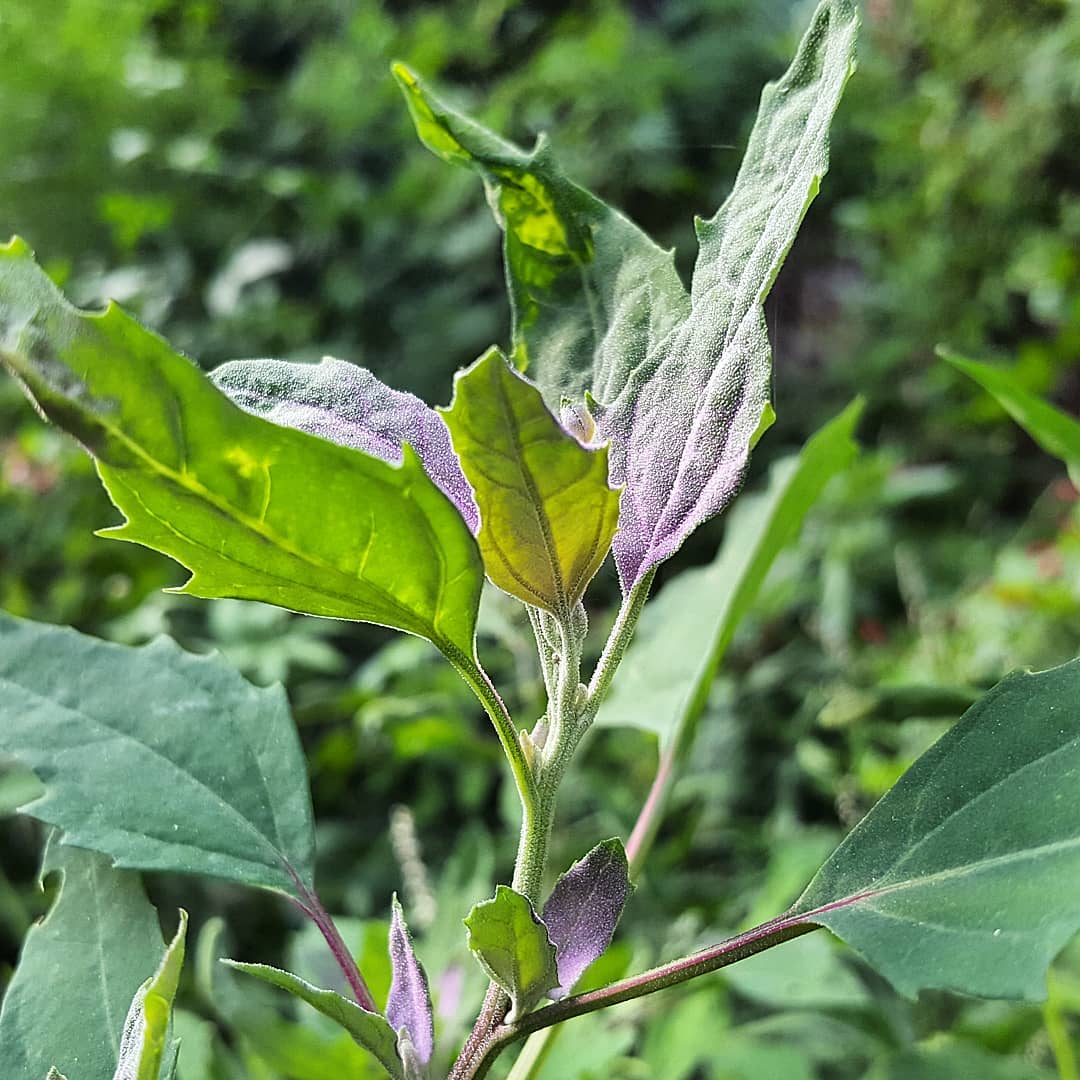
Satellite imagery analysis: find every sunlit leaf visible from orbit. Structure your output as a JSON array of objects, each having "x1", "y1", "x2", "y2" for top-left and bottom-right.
[
  {"x1": 0, "y1": 611, "x2": 315, "y2": 895},
  {"x1": 396, "y1": 0, "x2": 858, "y2": 589},
  {"x1": 941, "y1": 348, "x2": 1080, "y2": 488},
  {"x1": 0, "y1": 839, "x2": 166, "y2": 1080},
  {"x1": 441, "y1": 347, "x2": 620, "y2": 614},
  {"x1": 541, "y1": 839, "x2": 631, "y2": 998},
  {"x1": 464, "y1": 885, "x2": 558, "y2": 1020},
  {"x1": 793, "y1": 658, "x2": 1080, "y2": 999},
  {"x1": 0, "y1": 238, "x2": 483, "y2": 659},
  {"x1": 112, "y1": 910, "x2": 187, "y2": 1080},
  {"x1": 224, "y1": 962, "x2": 404, "y2": 1080}
]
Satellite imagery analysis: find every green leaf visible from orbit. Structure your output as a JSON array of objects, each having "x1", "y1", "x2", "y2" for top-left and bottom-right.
[
  {"x1": 440, "y1": 348, "x2": 621, "y2": 614},
  {"x1": 0, "y1": 238, "x2": 483, "y2": 660},
  {"x1": 223, "y1": 962, "x2": 404, "y2": 1080},
  {"x1": 0, "y1": 611, "x2": 315, "y2": 895},
  {"x1": 0, "y1": 838, "x2": 167, "y2": 1080},
  {"x1": 113, "y1": 910, "x2": 188, "y2": 1080},
  {"x1": 940, "y1": 348, "x2": 1080, "y2": 488},
  {"x1": 792, "y1": 657, "x2": 1080, "y2": 1000},
  {"x1": 464, "y1": 885, "x2": 559, "y2": 1020},
  {"x1": 596, "y1": 399, "x2": 863, "y2": 750}
]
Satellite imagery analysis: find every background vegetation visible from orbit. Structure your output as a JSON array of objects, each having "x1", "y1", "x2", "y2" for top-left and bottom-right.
[{"x1": 2, "y1": 0, "x2": 1079, "y2": 1076}]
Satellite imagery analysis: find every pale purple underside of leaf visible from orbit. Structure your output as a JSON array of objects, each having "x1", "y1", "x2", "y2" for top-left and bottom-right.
[
  {"x1": 212, "y1": 357, "x2": 479, "y2": 532},
  {"x1": 386, "y1": 897, "x2": 434, "y2": 1065},
  {"x1": 540, "y1": 839, "x2": 631, "y2": 998}
]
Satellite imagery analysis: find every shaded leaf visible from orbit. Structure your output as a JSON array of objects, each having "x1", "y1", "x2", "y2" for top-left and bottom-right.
[
  {"x1": 792, "y1": 658, "x2": 1080, "y2": 999},
  {"x1": 596, "y1": 400, "x2": 862, "y2": 749},
  {"x1": 0, "y1": 238, "x2": 483, "y2": 658},
  {"x1": 541, "y1": 839, "x2": 631, "y2": 998},
  {"x1": 387, "y1": 896, "x2": 434, "y2": 1066},
  {"x1": 0, "y1": 611, "x2": 315, "y2": 894},
  {"x1": 463, "y1": 885, "x2": 558, "y2": 1020},
  {"x1": 212, "y1": 356, "x2": 478, "y2": 531},
  {"x1": 397, "y1": 0, "x2": 858, "y2": 589},
  {"x1": 0, "y1": 838, "x2": 165, "y2": 1080},
  {"x1": 941, "y1": 348, "x2": 1080, "y2": 487},
  {"x1": 113, "y1": 910, "x2": 188, "y2": 1080},
  {"x1": 441, "y1": 348, "x2": 620, "y2": 614},
  {"x1": 224, "y1": 962, "x2": 403, "y2": 1080}
]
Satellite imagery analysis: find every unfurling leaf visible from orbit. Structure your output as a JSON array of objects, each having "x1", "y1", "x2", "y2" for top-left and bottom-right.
[
  {"x1": 941, "y1": 348, "x2": 1080, "y2": 488},
  {"x1": 463, "y1": 885, "x2": 558, "y2": 1020},
  {"x1": 397, "y1": 0, "x2": 858, "y2": 590},
  {"x1": 0, "y1": 238, "x2": 483, "y2": 659},
  {"x1": 793, "y1": 658, "x2": 1080, "y2": 1000},
  {"x1": 440, "y1": 347, "x2": 621, "y2": 615},
  {"x1": 387, "y1": 896, "x2": 434, "y2": 1066},
  {"x1": 541, "y1": 839, "x2": 631, "y2": 998},
  {"x1": 0, "y1": 611, "x2": 315, "y2": 895},
  {"x1": 112, "y1": 910, "x2": 188, "y2": 1080},
  {"x1": 224, "y1": 962, "x2": 404, "y2": 1080},
  {"x1": 0, "y1": 839, "x2": 166, "y2": 1080},
  {"x1": 212, "y1": 356, "x2": 478, "y2": 531}
]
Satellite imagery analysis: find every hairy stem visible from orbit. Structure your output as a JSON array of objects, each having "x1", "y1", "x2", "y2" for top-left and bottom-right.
[
  {"x1": 585, "y1": 569, "x2": 655, "y2": 711},
  {"x1": 463, "y1": 915, "x2": 821, "y2": 1079}
]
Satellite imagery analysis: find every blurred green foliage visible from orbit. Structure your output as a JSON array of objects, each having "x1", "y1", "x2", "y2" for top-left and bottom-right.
[{"x1": 2, "y1": 0, "x2": 1080, "y2": 1076}]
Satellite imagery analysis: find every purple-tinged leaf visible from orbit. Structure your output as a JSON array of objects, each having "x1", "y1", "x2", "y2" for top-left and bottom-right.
[
  {"x1": 541, "y1": 839, "x2": 631, "y2": 998},
  {"x1": 212, "y1": 357, "x2": 479, "y2": 531},
  {"x1": 386, "y1": 896, "x2": 434, "y2": 1066}
]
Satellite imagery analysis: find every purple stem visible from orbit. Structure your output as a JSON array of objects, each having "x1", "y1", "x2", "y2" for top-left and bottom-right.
[{"x1": 284, "y1": 864, "x2": 378, "y2": 1013}]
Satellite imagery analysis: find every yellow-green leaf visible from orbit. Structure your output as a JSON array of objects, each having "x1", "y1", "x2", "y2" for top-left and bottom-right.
[{"x1": 440, "y1": 348, "x2": 620, "y2": 616}]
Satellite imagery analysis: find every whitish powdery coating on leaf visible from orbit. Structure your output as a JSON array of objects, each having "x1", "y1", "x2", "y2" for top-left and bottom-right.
[
  {"x1": 213, "y1": 357, "x2": 479, "y2": 531},
  {"x1": 541, "y1": 839, "x2": 631, "y2": 997},
  {"x1": 386, "y1": 897, "x2": 434, "y2": 1065}
]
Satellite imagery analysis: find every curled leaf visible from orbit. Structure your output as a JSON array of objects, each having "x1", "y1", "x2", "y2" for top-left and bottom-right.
[{"x1": 387, "y1": 896, "x2": 435, "y2": 1066}]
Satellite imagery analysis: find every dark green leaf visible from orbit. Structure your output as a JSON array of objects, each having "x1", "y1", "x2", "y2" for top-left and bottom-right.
[
  {"x1": 0, "y1": 238, "x2": 483, "y2": 659},
  {"x1": 223, "y1": 962, "x2": 404, "y2": 1080},
  {"x1": 0, "y1": 611, "x2": 315, "y2": 894},
  {"x1": 463, "y1": 885, "x2": 558, "y2": 1020},
  {"x1": 0, "y1": 838, "x2": 166, "y2": 1080},
  {"x1": 440, "y1": 348, "x2": 620, "y2": 614},
  {"x1": 941, "y1": 348, "x2": 1080, "y2": 487},
  {"x1": 793, "y1": 658, "x2": 1080, "y2": 1000}
]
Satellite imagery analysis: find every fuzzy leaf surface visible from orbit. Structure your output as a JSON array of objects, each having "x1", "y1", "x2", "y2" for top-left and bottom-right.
[
  {"x1": 224, "y1": 962, "x2": 404, "y2": 1080},
  {"x1": 113, "y1": 910, "x2": 187, "y2": 1080},
  {"x1": 942, "y1": 349, "x2": 1080, "y2": 487},
  {"x1": 541, "y1": 839, "x2": 631, "y2": 998},
  {"x1": 793, "y1": 658, "x2": 1080, "y2": 1000},
  {"x1": 0, "y1": 839, "x2": 165, "y2": 1080},
  {"x1": 386, "y1": 897, "x2": 434, "y2": 1066},
  {"x1": 464, "y1": 885, "x2": 558, "y2": 1020},
  {"x1": 0, "y1": 611, "x2": 315, "y2": 894},
  {"x1": 0, "y1": 239, "x2": 483, "y2": 658},
  {"x1": 397, "y1": 0, "x2": 857, "y2": 588},
  {"x1": 441, "y1": 348, "x2": 620, "y2": 613},
  {"x1": 213, "y1": 356, "x2": 478, "y2": 530},
  {"x1": 596, "y1": 400, "x2": 862, "y2": 749}
]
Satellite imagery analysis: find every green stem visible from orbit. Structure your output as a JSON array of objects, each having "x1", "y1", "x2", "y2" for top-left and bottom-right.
[
  {"x1": 585, "y1": 569, "x2": 655, "y2": 712},
  {"x1": 463, "y1": 915, "x2": 821, "y2": 1079},
  {"x1": 1046, "y1": 971, "x2": 1079, "y2": 1080}
]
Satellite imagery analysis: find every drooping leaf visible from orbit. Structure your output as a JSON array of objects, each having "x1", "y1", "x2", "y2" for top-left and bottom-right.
[
  {"x1": 0, "y1": 838, "x2": 166, "y2": 1080},
  {"x1": 386, "y1": 896, "x2": 434, "y2": 1066},
  {"x1": 941, "y1": 348, "x2": 1080, "y2": 488},
  {"x1": 0, "y1": 238, "x2": 483, "y2": 659},
  {"x1": 596, "y1": 400, "x2": 862, "y2": 750},
  {"x1": 792, "y1": 658, "x2": 1080, "y2": 1000},
  {"x1": 540, "y1": 839, "x2": 631, "y2": 998},
  {"x1": 440, "y1": 348, "x2": 621, "y2": 614},
  {"x1": 0, "y1": 611, "x2": 315, "y2": 894},
  {"x1": 397, "y1": 0, "x2": 858, "y2": 589},
  {"x1": 113, "y1": 910, "x2": 188, "y2": 1080},
  {"x1": 463, "y1": 885, "x2": 558, "y2": 1020},
  {"x1": 223, "y1": 962, "x2": 404, "y2": 1080},
  {"x1": 212, "y1": 357, "x2": 478, "y2": 531}
]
